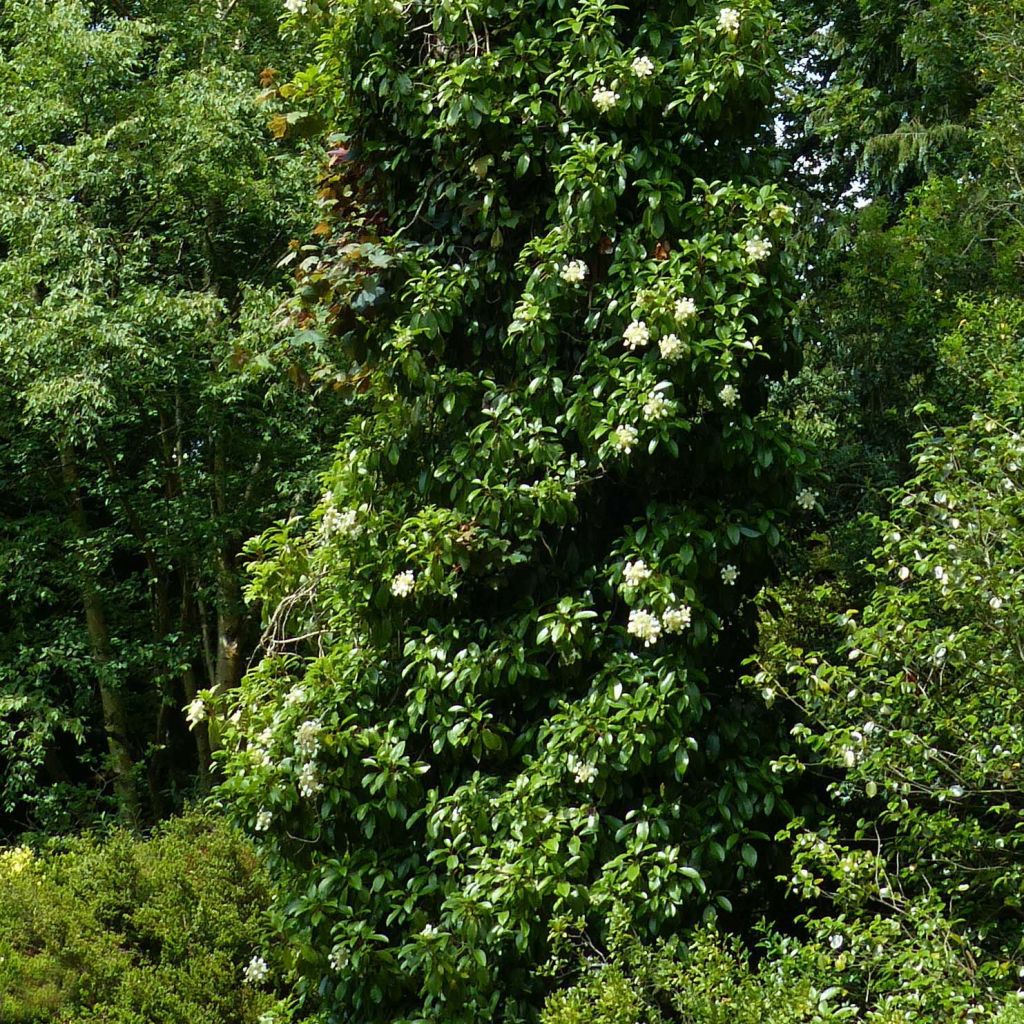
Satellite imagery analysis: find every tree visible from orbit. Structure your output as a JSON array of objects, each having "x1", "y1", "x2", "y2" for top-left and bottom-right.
[
  {"x1": 0, "y1": 0, "x2": 336, "y2": 828},
  {"x1": 218, "y1": 2, "x2": 810, "y2": 1020}
]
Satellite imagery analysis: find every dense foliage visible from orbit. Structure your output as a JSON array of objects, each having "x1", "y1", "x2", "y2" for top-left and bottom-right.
[
  {"x1": 0, "y1": 0, "x2": 339, "y2": 829},
  {"x1": 0, "y1": 812, "x2": 291, "y2": 1023},
  {"x1": 214, "y1": 2, "x2": 814, "y2": 1020},
  {"x1": 1, "y1": 1, "x2": 1023, "y2": 1022}
]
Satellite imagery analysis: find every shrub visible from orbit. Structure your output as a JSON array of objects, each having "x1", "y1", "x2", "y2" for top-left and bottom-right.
[{"x1": 0, "y1": 812, "x2": 292, "y2": 1024}]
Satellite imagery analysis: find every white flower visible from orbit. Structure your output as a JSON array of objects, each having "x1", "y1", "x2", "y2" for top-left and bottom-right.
[
  {"x1": 627, "y1": 608, "x2": 662, "y2": 646},
  {"x1": 560, "y1": 259, "x2": 589, "y2": 284},
  {"x1": 662, "y1": 604, "x2": 693, "y2": 633},
  {"x1": 612, "y1": 424, "x2": 639, "y2": 453},
  {"x1": 841, "y1": 747, "x2": 857, "y2": 767},
  {"x1": 829, "y1": 934, "x2": 844, "y2": 951},
  {"x1": 674, "y1": 296, "x2": 697, "y2": 322},
  {"x1": 796, "y1": 488, "x2": 818, "y2": 511},
  {"x1": 298, "y1": 762, "x2": 322, "y2": 799},
  {"x1": 717, "y1": 7, "x2": 741, "y2": 35},
  {"x1": 419, "y1": 923, "x2": 438, "y2": 937},
  {"x1": 185, "y1": 697, "x2": 207, "y2": 729},
  {"x1": 622, "y1": 319, "x2": 650, "y2": 351},
  {"x1": 721, "y1": 564, "x2": 739, "y2": 585},
  {"x1": 243, "y1": 955, "x2": 269, "y2": 985},
  {"x1": 329, "y1": 946, "x2": 348, "y2": 972},
  {"x1": 295, "y1": 719, "x2": 323, "y2": 757},
  {"x1": 592, "y1": 86, "x2": 620, "y2": 112},
  {"x1": 743, "y1": 236, "x2": 772, "y2": 262},
  {"x1": 631, "y1": 55, "x2": 655, "y2": 78},
  {"x1": 949, "y1": 785, "x2": 964, "y2": 799},
  {"x1": 643, "y1": 387, "x2": 674, "y2": 422},
  {"x1": 898, "y1": 566, "x2": 911, "y2": 581},
  {"x1": 622, "y1": 559, "x2": 653, "y2": 588},
  {"x1": 285, "y1": 685, "x2": 306, "y2": 706},
  {"x1": 719, "y1": 383, "x2": 740, "y2": 407},
  {"x1": 283, "y1": 0, "x2": 308, "y2": 13},
  {"x1": 990, "y1": 596, "x2": 1003, "y2": 610},
  {"x1": 391, "y1": 570, "x2": 416, "y2": 597},
  {"x1": 659, "y1": 333, "x2": 685, "y2": 361},
  {"x1": 574, "y1": 760, "x2": 599, "y2": 784},
  {"x1": 321, "y1": 505, "x2": 359, "y2": 537},
  {"x1": 255, "y1": 809, "x2": 272, "y2": 833}
]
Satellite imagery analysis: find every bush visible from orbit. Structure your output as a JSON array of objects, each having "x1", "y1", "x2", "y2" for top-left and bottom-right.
[
  {"x1": 541, "y1": 926, "x2": 845, "y2": 1024},
  {"x1": 0, "y1": 811, "x2": 291, "y2": 1024}
]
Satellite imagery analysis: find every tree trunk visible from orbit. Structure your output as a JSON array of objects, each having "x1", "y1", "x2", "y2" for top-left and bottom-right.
[{"x1": 60, "y1": 446, "x2": 140, "y2": 822}]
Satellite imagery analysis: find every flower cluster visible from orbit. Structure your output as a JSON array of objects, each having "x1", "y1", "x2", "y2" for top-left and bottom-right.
[
  {"x1": 243, "y1": 955, "x2": 269, "y2": 985},
  {"x1": 321, "y1": 504, "x2": 359, "y2": 537},
  {"x1": 662, "y1": 603, "x2": 693, "y2": 634},
  {"x1": 298, "y1": 762, "x2": 322, "y2": 799},
  {"x1": 612, "y1": 424, "x2": 639, "y2": 453},
  {"x1": 659, "y1": 333, "x2": 685, "y2": 362},
  {"x1": 797, "y1": 488, "x2": 818, "y2": 511},
  {"x1": 391, "y1": 570, "x2": 416, "y2": 597},
  {"x1": 295, "y1": 719, "x2": 323, "y2": 758},
  {"x1": 622, "y1": 559, "x2": 652, "y2": 588},
  {"x1": 254, "y1": 809, "x2": 272, "y2": 833},
  {"x1": 717, "y1": 7, "x2": 741, "y2": 35},
  {"x1": 643, "y1": 385, "x2": 674, "y2": 422},
  {"x1": 592, "y1": 86, "x2": 619, "y2": 112},
  {"x1": 560, "y1": 259, "x2": 588, "y2": 284},
  {"x1": 719, "y1": 383, "x2": 740, "y2": 408},
  {"x1": 622, "y1": 320, "x2": 650, "y2": 351},
  {"x1": 185, "y1": 697, "x2": 207, "y2": 729},
  {"x1": 674, "y1": 296, "x2": 697, "y2": 322},
  {"x1": 631, "y1": 55, "x2": 655, "y2": 78},
  {"x1": 627, "y1": 608, "x2": 662, "y2": 646},
  {"x1": 743, "y1": 236, "x2": 772, "y2": 262},
  {"x1": 721, "y1": 564, "x2": 739, "y2": 585}
]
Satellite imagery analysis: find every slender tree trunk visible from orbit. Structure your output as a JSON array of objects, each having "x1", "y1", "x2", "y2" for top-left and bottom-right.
[{"x1": 60, "y1": 446, "x2": 139, "y2": 822}]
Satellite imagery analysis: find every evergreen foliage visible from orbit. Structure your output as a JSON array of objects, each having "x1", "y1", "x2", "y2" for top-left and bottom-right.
[{"x1": 218, "y1": 2, "x2": 810, "y2": 1020}]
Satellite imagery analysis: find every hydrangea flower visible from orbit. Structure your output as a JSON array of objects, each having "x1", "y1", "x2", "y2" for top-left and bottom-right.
[
  {"x1": 662, "y1": 603, "x2": 692, "y2": 633},
  {"x1": 283, "y1": 0, "x2": 308, "y2": 13},
  {"x1": 674, "y1": 296, "x2": 697, "y2": 322},
  {"x1": 284, "y1": 685, "x2": 306, "y2": 706},
  {"x1": 721, "y1": 564, "x2": 739, "y2": 585},
  {"x1": 255, "y1": 809, "x2": 272, "y2": 832},
  {"x1": 612, "y1": 424, "x2": 639, "y2": 453},
  {"x1": 796, "y1": 488, "x2": 818, "y2": 510},
  {"x1": 622, "y1": 319, "x2": 650, "y2": 351},
  {"x1": 643, "y1": 386, "x2": 673, "y2": 422},
  {"x1": 298, "y1": 762, "x2": 322, "y2": 798},
  {"x1": 631, "y1": 55, "x2": 655, "y2": 78},
  {"x1": 627, "y1": 608, "x2": 662, "y2": 646},
  {"x1": 717, "y1": 7, "x2": 741, "y2": 35},
  {"x1": 622, "y1": 559, "x2": 653, "y2": 588},
  {"x1": 185, "y1": 697, "x2": 207, "y2": 729},
  {"x1": 743, "y1": 236, "x2": 772, "y2": 261},
  {"x1": 391, "y1": 570, "x2": 416, "y2": 597},
  {"x1": 659, "y1": 333, "x2": 685, "y2": 361},
  {"x1": 719, "y1": 383, "x2": 740, "y2": 407},
  {"x1": 574, "y1": 760, "x2": 598, "y2": 784},
  {"x1": 560, "y1": 259, "x2": 588, "y2": 284},
  {"x1": 592, "y1": 86, "x2": 619, "y2": 112},
  {"x1": 243, "y1": 955, "x2": 269, "y2": 985}
]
